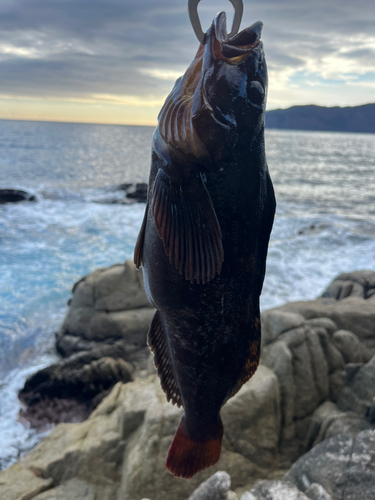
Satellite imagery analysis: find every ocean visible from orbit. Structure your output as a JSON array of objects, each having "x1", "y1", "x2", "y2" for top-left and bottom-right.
[{"x1": 0, "y1": 119, "x2": 374, "y2": 469}]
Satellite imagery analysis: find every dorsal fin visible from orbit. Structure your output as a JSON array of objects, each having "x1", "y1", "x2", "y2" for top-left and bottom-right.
[{"x1": 148, "y1": 310, "x2": 183, "y2": 408}]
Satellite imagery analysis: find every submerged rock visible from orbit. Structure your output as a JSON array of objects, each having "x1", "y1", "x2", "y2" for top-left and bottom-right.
[{"x1": 0, "y1": 188, "x2": 36, "y2": 204}]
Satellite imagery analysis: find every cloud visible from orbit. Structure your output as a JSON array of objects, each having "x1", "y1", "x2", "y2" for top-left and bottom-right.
[{"x1": 0, "y1": 0, "x2": 374, "y2": 121}]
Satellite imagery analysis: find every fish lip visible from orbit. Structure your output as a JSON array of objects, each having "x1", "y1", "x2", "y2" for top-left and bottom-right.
[{"x1": 208, "y1": 12, "x2": 263, "y2": 63}]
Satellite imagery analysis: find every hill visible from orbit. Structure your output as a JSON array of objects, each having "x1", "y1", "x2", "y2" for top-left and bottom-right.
[{"x1": 266, "y1": 103, "x2": 375, "y2": 134}]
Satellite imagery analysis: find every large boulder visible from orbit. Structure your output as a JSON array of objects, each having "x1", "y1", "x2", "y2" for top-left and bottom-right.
[{"x1": 284, "y1": 430, "x2": 375, "y2": 500}]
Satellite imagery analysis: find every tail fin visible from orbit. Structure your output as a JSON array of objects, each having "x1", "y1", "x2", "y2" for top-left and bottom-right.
[{"x1": 165, "y1": 414, "x2": 223, "y2": 479}]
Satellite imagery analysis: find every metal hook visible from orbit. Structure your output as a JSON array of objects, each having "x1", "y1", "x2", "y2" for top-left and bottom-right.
[{"x1": 188, "y1": 0, "x2": 244, "y2": 44}]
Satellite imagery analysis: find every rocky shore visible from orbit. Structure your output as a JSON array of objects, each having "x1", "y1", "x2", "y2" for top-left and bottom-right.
[{"x1": 1, "y1": 266, "x2": 375, "y2": 500}]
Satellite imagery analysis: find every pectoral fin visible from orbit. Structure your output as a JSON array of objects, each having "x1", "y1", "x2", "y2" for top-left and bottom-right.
[{"x1": 152, "y1": 168, "x2": 224, "y2": 284}]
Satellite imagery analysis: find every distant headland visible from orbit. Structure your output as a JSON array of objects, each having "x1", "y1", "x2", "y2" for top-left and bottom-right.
[{"x1": 266, "y1": 103, "x2": 375, "y2": 134}]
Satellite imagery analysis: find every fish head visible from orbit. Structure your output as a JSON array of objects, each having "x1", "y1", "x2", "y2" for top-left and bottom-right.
[{"x1": 157, "y1": 12, "x2": 267, "y2": 163}]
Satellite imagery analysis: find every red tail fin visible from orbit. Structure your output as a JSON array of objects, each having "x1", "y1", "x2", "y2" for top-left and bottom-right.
[{"x1": 165, "y1": 414, "x2": 223, "y2": 479}]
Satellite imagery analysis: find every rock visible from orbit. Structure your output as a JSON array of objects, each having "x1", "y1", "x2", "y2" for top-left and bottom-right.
[
  {"x1": 261, "y1": 341, "x2": 295, "y2": 429},
  {"x1": 314, "y1": 329, "x2": 344, "y2": 374},
  {"x1": 279, "y1": 297, "x2": 375, "y2": 352},
  {"x1": 332, "y1": 330, "x2": 367, "y2": 364},
  {"x1": 0, "y1": 463, "x2": 53, "y2": 500},
  {"x1": 305, "y1": 318, "x2": 337, "y2": 336},
  {"x1": 32, "y1": 478, "x2": 95, "y2": 499},
  {"x1": 19, "y1": 349, "x2": 133, "y2": 426},
  {"x1": 304, "y1": 402, "x2": 340, "y2": 450},
  {"x1": 0, "y1": 188, "x2": 36, "y2": 204},
  {"x1": 94, "y1": 263, "x2": 150, "y2": 311},
  {"x1": 241, "y1": 480, "x2": 309, "y2": 500},
  {"x1": 261, "y1": 311, "x2": 305, "y2": 346},
  {"x1": 125, "y1": 182, "x2": 148, "y2": 202},
  {"x1": 305, "y1": 483, "x2": 333, "y2": 500},
  {"x1": 322, "y1": 271, "x2": 375, "y2": 300},
  {"x1": 284, "y1": 430, "x2": 375, "y2": 500},
  {"x1": 338, "y1": 355, "x2": 375, "y2": 417},
  {"x1": 289, "y1": 332, "x2": 320, "y2": 419},
  {"x1": 187, "y1": 471, "x2": 231, "y2": 500},
  {"x1": 118, "y1": 366, "x2": 281, "y2": 500},
  {"x1": 314, "y1": 411, "x2": 373, "y2": 446},
  {"x1": 305, "y1": 328, "x2": 329, "y2": 402},
  {"x1": 328, "y1": 370, "x2": 344, "y2": 403}
]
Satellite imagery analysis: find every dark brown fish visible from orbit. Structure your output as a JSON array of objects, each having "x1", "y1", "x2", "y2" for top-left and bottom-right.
[{"x1": 134, "y1": 12, "x2": 276, "y2": 479}]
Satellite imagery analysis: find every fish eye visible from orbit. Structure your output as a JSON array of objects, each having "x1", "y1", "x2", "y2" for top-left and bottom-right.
[{"x1": 248, "y1": 81, "x2": 264, "y2": 106}]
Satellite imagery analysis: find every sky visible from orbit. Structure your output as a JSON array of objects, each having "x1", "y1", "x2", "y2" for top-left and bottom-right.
[{"x1": 0, "y1": 0, "x2": 375, "y2": 126}]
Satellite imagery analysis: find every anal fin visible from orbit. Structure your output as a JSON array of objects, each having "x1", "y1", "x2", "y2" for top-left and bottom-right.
[
  {"x1": 134, "y1": 203, "x2": 148, "y2": 269},
  {"x1": 148, "y1": 310, "x2": 183, "y2": 408},
  {"x1": 152, "y1": 168, "x2": 224, "y2": 284}
]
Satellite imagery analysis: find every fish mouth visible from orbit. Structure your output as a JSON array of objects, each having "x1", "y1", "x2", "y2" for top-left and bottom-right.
[{"x1": 208, "y1": 11, "x2": 263, "y2": 63}]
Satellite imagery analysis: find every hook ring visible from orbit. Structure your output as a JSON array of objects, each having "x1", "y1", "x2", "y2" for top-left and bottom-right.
[{"x1": 188, "y1": 0, "x2": 244, "y2": 44}]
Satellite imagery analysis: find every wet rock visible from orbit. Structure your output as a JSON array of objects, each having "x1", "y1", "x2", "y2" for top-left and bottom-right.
[
  {"x1": 284, "y1": 430, "x2": 375, "y2": 500},
  {"x1": 19, "y1": 347, "x2": 133, "y2": 426},
  {"x1": 241, "y1": 480, "x2": 309, "y2": 499},
  {"x1": 187, "y1": 471, "x2": 231, "y2": 500},
  {"x1": 117, "y1": 182, "x2": 148, "y2": 203},
  {"x1": 0, "y1": 188, "x2": 36, "y2": 204}
]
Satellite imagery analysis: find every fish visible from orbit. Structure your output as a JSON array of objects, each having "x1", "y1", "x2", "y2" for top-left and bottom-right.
[{"x1": 134, "y1": 11, "x2": 276, "y2": 479}]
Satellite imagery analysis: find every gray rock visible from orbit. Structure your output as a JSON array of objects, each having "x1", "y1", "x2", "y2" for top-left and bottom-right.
[
  {"x1": 242, "y1": 480, "x2": 309, "y2": 500},
  {"x1": 338, "y1": 355, "x2": 375, "y2": 416},
  {"x1": 278, "y1": 297, "x2": 375, "y2": 346},
  {"x1": 328, "y1": 370, "x2": 344, "y2": 404},
  {"x1": 261, "y1": 341, "x2": 295, "y2": 428},
  {"x1": 332, "y1": 330, "x2": 367, "y2": 364},
  {"x1": 315, "y1": 329, "x2": 344, "y2": 374},
  {"x1": 261, "y1": 311, "x2": 305, "y2": 346},
  {"x1": 305, "y1": 328, "x2": 329, "y2": 402},
  {"x1": 290, "y1": 337, "x2": 320, "y2": 419},
  {"x1": 304, "y1": 402, "x2": 339, "y2": 450},
  {"x1": 33, "y1": 478, "x2": 95, "y2": 499},
  {"x1": 321, "y1": 271, "x2": 375, "y2": 300},
  {"x1": 188, "y1": 471, "x2": 231, "y2": 500},
  {"x1": 284, "y1": 430, "x2": 375, "y2": 500},
  {"x1": 305, "y1": 318, "x2": 337, "y2": 336},
  {"x1": 314, "y1": 411, "x2": 373, "y2": 446},
  {"x1": 94, "y1": 262, "x2": 150, "y2": 311},
  {"x1": 305, "y1": 483, "x2": 332, "y2": 500}
]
